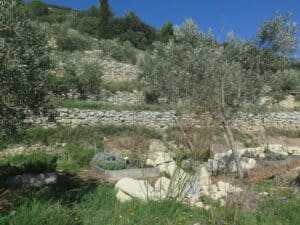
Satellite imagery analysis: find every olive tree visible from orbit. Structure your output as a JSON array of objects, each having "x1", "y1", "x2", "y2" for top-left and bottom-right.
[
  {"x1": 140, "y1": 20, "x2": 265, "y2": 178},
  {"x1": 256, "y1": 12, "x2": 298, "y2": 56},
  {"x1": 0, "y1": 0, "x2": 51, "y2": 139}
]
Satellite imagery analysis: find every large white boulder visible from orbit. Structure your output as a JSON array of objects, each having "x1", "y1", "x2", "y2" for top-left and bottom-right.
[
  {"x1": 116, "y1": 190, "x2": 132, "y2": 202},
  {"x1": 158, "y1": 161, "x2": 178, "y2": 176},
  {"x1": 115, "y1": 178, "x2": 154, "y2": 201},
  {"x1": 240, "y1": 147, "x2": 265, "y2": 158},
  {"x1": 208, "y1": 181, "x2": 243, "y2": 201},
  {"x1": 154, "y1": 177, "x2": 171, "y2": 199},
  {"x1": 229, "y1": 157, "x2": 256, "y2": 173},
  {"x1": 154, "y1": 152, "x2": 174, "y2": 166},
  {"x1": 195, "y1": 165, "x2": 211, "y2": 193},
  {"x1": 268, "y1": 144, "x2": 288, "y2": 156}
]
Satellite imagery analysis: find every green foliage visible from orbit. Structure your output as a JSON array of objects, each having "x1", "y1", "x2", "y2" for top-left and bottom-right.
[
  {"x1": 103, "y1": 81, "x2": 138, "y2": 93},
  {"x1": 15, "y1": 125, "x2": 161, "y2": 148},
  {"x1": 112, "y1": 12, "x2": 157, "y2": 50},
  {"x1": 26, "y1": 0, "x2": 49, "y2": 18},
  {"x1": 56, "y1": 28, "x2": 92, "y2": 51},
  {"x1": 78, "y1": 16, "x2": 98, "y2": 36},
  {"x1": 102, "y1": 161, "x2": 127, "y2": 170},
  {"x1": 272, "y1": 69, "x2": 300, "y2": 97},
  {"x1": 98, "y1": 0, "x2": 113, "y2": 39},
  {"x1": 2, "y1": 182, "x2": 300, "y2": 225},
  {"x1": 158, "y1": 22, "x2": 174, "y2": 43},
  {"x1": 50, "y1": 97, "x2": 173, "y2": 112},
  {"x1": 0, "y1": 0, "x2": 51, "y2": 140},
  {"x1": 254, "y1": 179, "x2": 277, "y2": 192},
  {"x1": 0, "y1": 152, "x2": 57, "y2": 184},
  {"x1": 256, "y1": 12, "x2": 298, "y2": 56},
  {"x1": 49, "y1": 51, "x2": 103, "y2": 97},
  {"x1": 58, "y1": 143, "x2": 96, "y2": 171},
  {"x1": 0, "y1": 200, "x2": 77, "y2": 225},
  {"x1": 62, "y1": 52, "x2": 103, "y2": 97},
  {"x1": 23, "y1": 126, "x2": 103, "y2": 148},
  {"x1": 140, "y1": 19, "x2": 265, "y2": 123},
  {"x1": 98, "y1": 39, "x2": 137, "y2": 64}
]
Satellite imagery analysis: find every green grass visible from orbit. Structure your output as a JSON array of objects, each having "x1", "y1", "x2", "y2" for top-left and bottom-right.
[
  {"x1": 57, "y1": 143, "x2": 96, "y2": 172},
  {"x1": 103, "y1": 81, "x2": 138, "y2": 93},
  {"x1": 102, "y1": 162, "x2": 127, "y2": 170},
  {"x1": 0, "y1": 125, "x2": 162, "y2": 171},
  {"x1": 0, "y1": 152, "x2": 57, "y2": 185},
  {"x1": 1, "y1": 180, "x2": 300, "y2": 225},
  {"x1": 16, "y1": 125, "x2": 160, "y2": 147},
  {"x1": 50, "y1": 97, "x2": 175, "y2": 112}
]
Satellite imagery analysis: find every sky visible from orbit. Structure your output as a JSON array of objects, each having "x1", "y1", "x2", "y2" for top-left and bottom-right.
[{"x1": 25, "y1": 0, "x2": 300, "y2": 56}]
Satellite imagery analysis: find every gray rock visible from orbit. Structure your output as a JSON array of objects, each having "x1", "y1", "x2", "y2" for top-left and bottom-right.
[
  {"x1": 91, "y1": 152, "x2": 125, "y2": 168},
  {"x1": 7, "y1": 172, "x2": 57, "y2": 188}
]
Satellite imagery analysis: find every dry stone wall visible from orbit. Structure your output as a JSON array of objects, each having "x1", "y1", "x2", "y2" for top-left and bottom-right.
[
  {"x1": 28, "y1": 109, "x2": 300, "y2": 131},
  {"x1": 29, "y1": 108, "x2": 177, "y2": 129},
  {"x1": 233, "y1": 112, "x2": 300, "y2": 131}
]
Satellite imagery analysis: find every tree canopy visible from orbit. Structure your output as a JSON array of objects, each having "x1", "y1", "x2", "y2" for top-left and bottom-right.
[{"x1": 0, "y1": 0, "x2": 51, "y2": 139}]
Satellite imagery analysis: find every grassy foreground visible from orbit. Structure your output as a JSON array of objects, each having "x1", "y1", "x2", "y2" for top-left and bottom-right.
[{"x1": 0, "y1": 178, "x2": 299, "y2": 225}]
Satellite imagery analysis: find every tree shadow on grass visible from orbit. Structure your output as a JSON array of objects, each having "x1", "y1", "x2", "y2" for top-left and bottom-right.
[{"x1": 0, "y1": 172, "x2": 100, "y2": 215}]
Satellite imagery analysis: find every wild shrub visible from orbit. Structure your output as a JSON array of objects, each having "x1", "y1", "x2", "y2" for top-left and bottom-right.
[
  {"x1": 99, "y1": 39, "x2": 137, "y2": 64},
  {"x1": 56, "y1": 28, "x2": 92, "y2": 51}
]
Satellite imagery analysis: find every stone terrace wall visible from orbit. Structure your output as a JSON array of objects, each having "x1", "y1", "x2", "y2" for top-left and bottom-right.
[
  {"x1": 28, "y1": 109, "x2": 300, "y2": 130},
  {"x1": 233, "y1": 112, "x2": 300, "y2": 131},
  {"x1": 29, "y1": 108, "x2": 176, "y2": 129}
]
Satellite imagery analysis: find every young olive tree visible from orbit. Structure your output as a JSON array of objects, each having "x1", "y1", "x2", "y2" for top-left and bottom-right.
[
  {"x1": 140, "y1": 19, "x2": 265, "y2": 178},
  {"x1": 0, "y1": 0, "x2": 51, "y2": 139},
  {"x1": 256, "y1": 12, "x2": 298, "y2": 56}
]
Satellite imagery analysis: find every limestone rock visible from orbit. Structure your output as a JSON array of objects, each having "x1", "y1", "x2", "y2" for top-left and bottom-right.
[
  {"x1": 115, "y1": 178, "x2": 154, "y2": 201},
  {"x1": 154, "y1": 177, "x2": 171, "y2": 199},
  {"x1": 195, "y1": 165, "x2": 211, "y2": 193},
  {"x1": 229, "y1": 157, "x2": 256, "y2": 173},
  {"x1": 145, "y1": 159, "x2": 155, "y2": 166},
  {"x1": 208, "y1": 181, "x2": 243, "y2": 201},
  {"x1": 158, "y1": 161, "x2": 177, "y2": 176},
  {"x1": 268, "y1": 144, "x2": 287, "y2": 156},
  {"x1": 154, "y1": 152, "x2": 173, "y2": 166},
  {"x1": 116, "y1": 190, "x2": 132, "y2": 202},
  {"x1": 287, "y1": 147, "x2": 300, "y2": 156}
]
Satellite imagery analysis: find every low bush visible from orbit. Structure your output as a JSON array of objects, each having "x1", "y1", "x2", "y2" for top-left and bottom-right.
[
  {"x1": 56, "y1": 28, "x2": 92, "y2": 52},
  {"x1": 103, "y1": 81, "x2": 138, "y2": 93},
  {"x1": 58, "y1": 143, "x2": 96, "y2": 171},
  {"x1": 0, "y1": 152, "x2": 57, "y2": 184},
  {"x1": 98, "y1": 39, "x2": 138, "y2": 64},
  {"x1": 271, "y1": 69, "x2": 300, "y2": 101},
  {"x1": 102, "y1": 162, "x2": 127, "y2": 170},
  {"x1": 50, "y1": 97, "x2": 173, "y2": 112},
  {"x1": 49, "y1": 51, "x2": 103, "y2": 97}
]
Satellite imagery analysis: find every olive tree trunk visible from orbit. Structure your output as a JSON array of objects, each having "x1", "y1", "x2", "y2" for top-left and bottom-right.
[{"x1": 221, "y1": 115, "x2": 244, "y2": 179}]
